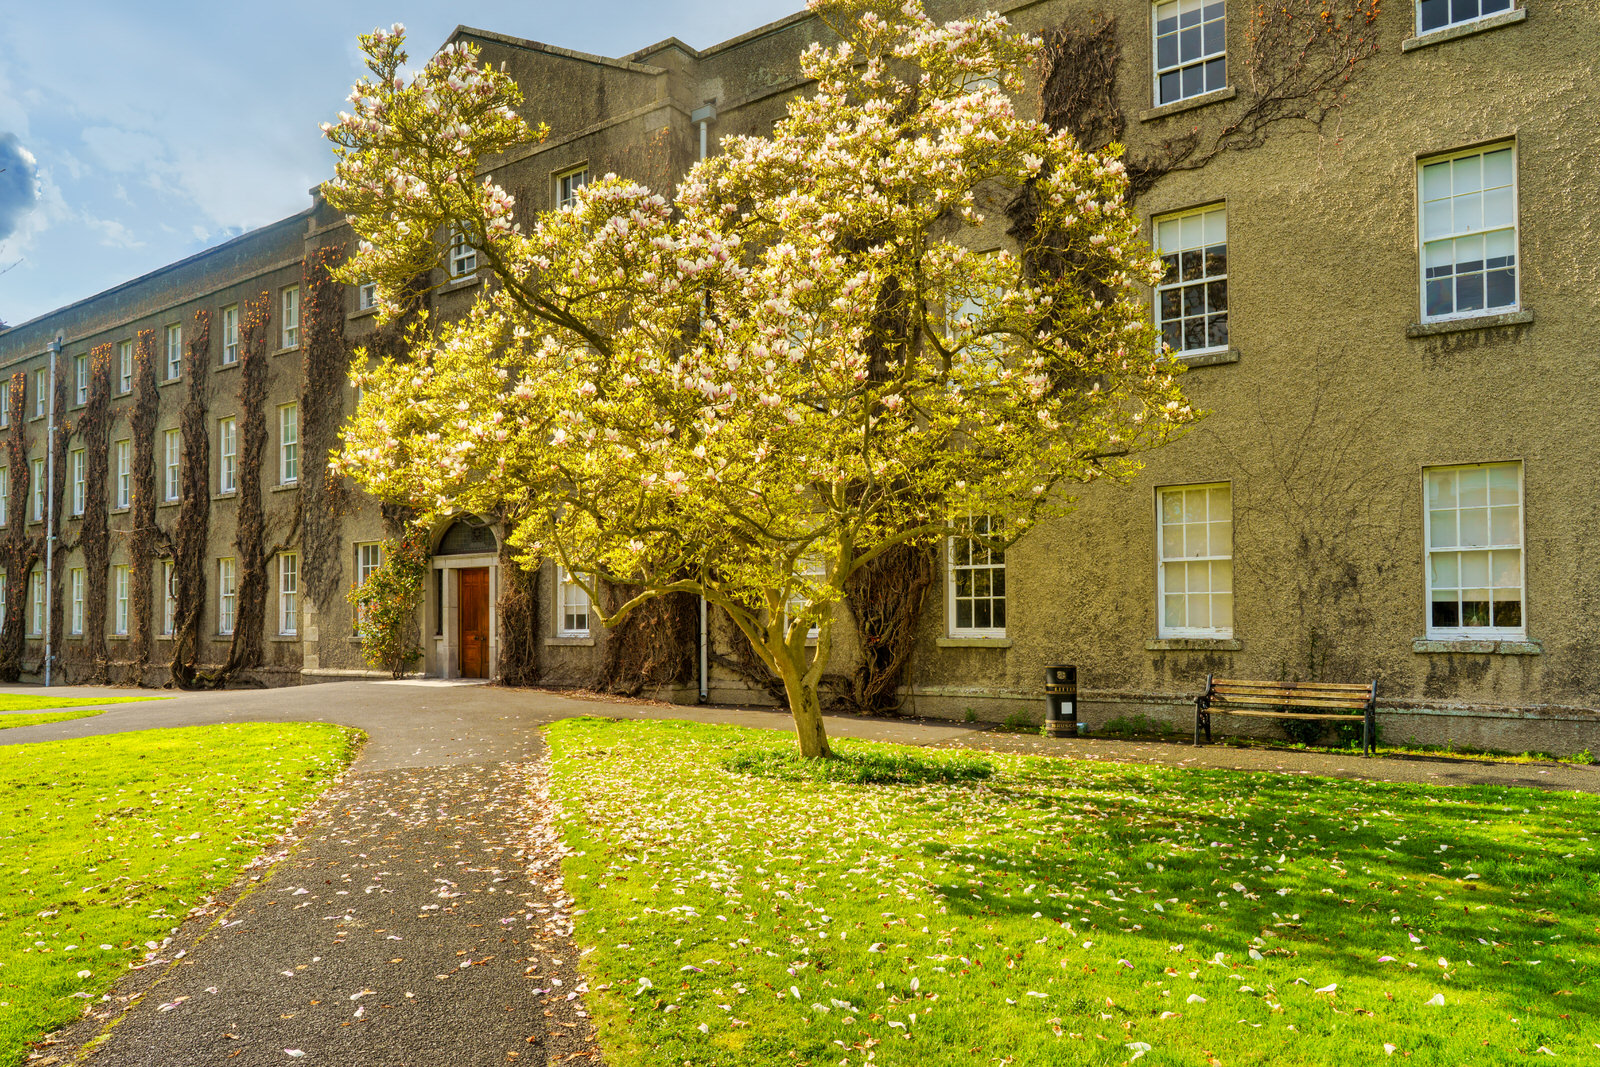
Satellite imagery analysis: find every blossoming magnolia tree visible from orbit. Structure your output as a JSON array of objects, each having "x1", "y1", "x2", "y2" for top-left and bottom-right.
[{"x1": 324, "y1": 1, "x2": 1195, "y2": 758}]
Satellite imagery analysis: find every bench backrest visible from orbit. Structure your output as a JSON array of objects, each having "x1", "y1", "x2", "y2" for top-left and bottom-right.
[{"x1": 1204, "y1": 676, "x2": 1376, "y2": 711}]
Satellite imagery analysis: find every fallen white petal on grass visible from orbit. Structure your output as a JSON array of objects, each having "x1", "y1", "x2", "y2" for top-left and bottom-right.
[{"x1": 1426, "y1": 994, "x2": 1445, "y2": 1006}]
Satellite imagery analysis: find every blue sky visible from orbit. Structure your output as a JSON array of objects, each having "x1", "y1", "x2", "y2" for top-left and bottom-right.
[{"x1": 0, "y1": 0, "x2": 801, "y2": 330}]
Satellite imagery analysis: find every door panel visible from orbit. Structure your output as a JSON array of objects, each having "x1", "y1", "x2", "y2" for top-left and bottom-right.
[{"x1": 459, "y1": 568, "x2": 490, "y2": 679}]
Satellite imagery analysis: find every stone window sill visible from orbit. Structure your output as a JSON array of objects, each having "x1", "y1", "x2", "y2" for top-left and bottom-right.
[
  {"x1": 1139, "y1": 86, "x2": 1236, "y2": 123},
  {"x1": 108, "y1": 634, "x2": 129, "y2": 642},
  {"x1": 159, "y1": 377, "x2": 182, "y2": 388},
  {"x1": 213, "y1": 491, "x2": 238, "y2": 501},
  {"x1": 272, "y1": 345, "x2": 300, "y2": 357},
  {"x1": 936, "y1": 636, "x2": 1011, "y2": 649},
  {"x1": 442, "y1": 274, "x2": 481, "y2": 293},
  {"x1": 1401, "y1": 8, "x2": 1525, "y2": 52},
  {"x1": 1406, "y1": 309, "x2": 1533, "y2": 338},
  {"x1": 348, "y1": 306, "x2": 381, "y2": 321},
  {"x1": 1179, "y1": 347, "x2": 1239, "y2": 369},
  {"x1": 1146, "y1": 637, "x2": 1241, "y2": 651},
  {"x1": 270, "y1": 635, "x2": 300, "y2": 642},
  {"x1": 546, "y1": 636, "x2": 595, "y2": 647},
  {"x1": 158, "y1": 499, "x2": 179, "y2": 509},
  {"x1": 1412, "y1": 637, "x2": 1541, "y2": 655},
  {"x1": 217, "y1": 360, "x2": 240, "y2": 372},
  {"x1": 272, "y1": 483, "x2": 299, "y2": 493},
  {"x1": 112, "y1": 506, "x2": 130, "y2": 515}
]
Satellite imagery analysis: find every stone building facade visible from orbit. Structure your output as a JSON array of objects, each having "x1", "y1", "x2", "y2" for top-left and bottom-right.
[{"x1": 0, "y1": 0, "x2": 1595, "y2": 752}]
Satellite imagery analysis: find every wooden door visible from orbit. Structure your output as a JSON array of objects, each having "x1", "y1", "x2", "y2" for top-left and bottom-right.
[{"x1": 458, "y1": 568, "x2": 490, "y2": 678}]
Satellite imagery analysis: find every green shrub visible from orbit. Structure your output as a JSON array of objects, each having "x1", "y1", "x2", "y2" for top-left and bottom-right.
[
  {"x1": 348, "y1": 529, "x2": 429, "y2": 678},
  {"x1": 998, "y1": 708, "x2": 1039, "y2": 733}
]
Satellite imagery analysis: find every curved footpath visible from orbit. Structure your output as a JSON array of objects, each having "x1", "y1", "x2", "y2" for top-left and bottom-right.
[{"x1": 4, "y1": 681, "x2": 1596, "y2": 1067}]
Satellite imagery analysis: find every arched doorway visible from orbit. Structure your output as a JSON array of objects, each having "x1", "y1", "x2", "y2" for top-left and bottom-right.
[{"x1": 428, "y1": 517, "x2": 500, "y2": 679}]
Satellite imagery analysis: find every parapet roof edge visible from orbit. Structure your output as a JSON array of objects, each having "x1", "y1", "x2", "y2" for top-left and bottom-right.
[
  {"x1": 627, "y1": 7, "x2": 817, "y2": 63},
  {"x1": 448, "y1": 25, "x2": 666, "y2": 76},
  {"x1": 0, "y1": 209, "x2": 313, "y2": 342}
]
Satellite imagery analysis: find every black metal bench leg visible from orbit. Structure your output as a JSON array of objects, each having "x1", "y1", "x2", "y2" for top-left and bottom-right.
[{"x1": 1194, "y1": 700, "x2": 1205, "y2": 746}]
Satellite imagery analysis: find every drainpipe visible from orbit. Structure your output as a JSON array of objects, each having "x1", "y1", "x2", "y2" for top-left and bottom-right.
[
  {"x1": 690, "y1": 102, "x2": 717, "y2": 704},
  {"x1": 43, "y1": 335, "x2": 60, "y2": 688}
]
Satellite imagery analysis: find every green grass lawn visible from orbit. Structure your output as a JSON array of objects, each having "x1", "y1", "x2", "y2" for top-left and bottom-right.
[
  {"x1": 0, "y1": 693, "x2": 162, "y2": 732},
  {"x1": 546, "y1": 718, "x2": 1599, "y2": 1066},
  {"x1": 0, "y1": 723, "x2": 359, "y2": 1065}
]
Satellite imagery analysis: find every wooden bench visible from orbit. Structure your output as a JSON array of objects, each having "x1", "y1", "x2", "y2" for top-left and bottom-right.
[{"x1": 1194, "y1": 674, "x2": 1378, "y2": 755}]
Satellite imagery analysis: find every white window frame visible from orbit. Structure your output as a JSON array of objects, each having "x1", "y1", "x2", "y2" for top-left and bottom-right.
[
  {"x1": 1423, "y1": 461, "x2": 1525, "y2": 640},
  {"x1": 947, "y1": 516, "x2": 1007, "y2": 639},
  {"x1": 74, "y1": 353, "x2": 88, "y2": 405},
  {"x1": 162, "y1": 560, "x2": 176, "y2": 636},
  {"x1": 556, "y1": 167, "x2": 589, "y2": 210},
  {"x1": 281, "y1": 285, "x2": 300, "y2": 349},
  {"x1": 1156, "y1": 482, "x2": 1234, "y2": 639},
  {"x1": 556, "y1": 566, "x2": 591, "y2": 637},
  {"x1": 1152, "y1": 0, "x2": 1227, "y2": 106},
  {"x1": 1153, "y1": 203, "x2": 1228, "y2": 358},
  {"x1": 0, "y1": 388, "x2": 8, "y2": 428},
  {"x1": 114, "y1": 440, "x2": 131, "y2": 510},
  {"x1": 448, "y1": 227, "x2": 477, "y2": 278},
  {"x1": 112, "y1": 565, "x2": 130, "y2": 636},
  {"x1": 69, "y1": 567, "x2": 84, "y2": 636},
  {"x1": 165, "y1": 324, "x2": 182, "y2": 380},
  {"x1": 279, "y1": 403, "x2": 299, "y2": 484},
  {"x1": 33, "y1": 368, "x2": 46, "y2": 418},
  {"x1": 1417, "y1": 0, "x2": 1514, "y2": 35},
  {"x1": 29, "y1": 571, "x2": 44, "y2": 636},
  {"x1": 354, "y1": 541, "x2": 383, "y2": 632},
  {"x1": 163, "y1": 428, "x2": 182, "y2": 502},
  {"x1": 0, "y1": 466, "x2": 8, "y2": 525},
  {"x1": 117, "y1": 340, "x2": 134, "y2": 393},
  {"x1": 222, "y1": 304, "x2": 240, "y2": 364},
  {"x1": 1418, "y1": 143, "x2": 1519, "y2": 324},
  {"x1": 70, "y1": 448, "x2": 85, "y2": 517},
  {"x1": 218, "y1": 558, "x2": 237, "y2": 635},
  {"x1": 0, "y1": 570, "x2": 7, "y2": 625},
  {"x1": 279, "y1": 552, "x2": 299, "y2": 636},
  {"x1": 219, "y1": 417, "x2": 237, "y2": 494},
  {"x1": 358, "y1": 280, "x2": 377, "y2": 310},
  {"x1": 30, "y1": 458, "x2": 43, "y2": 522}
]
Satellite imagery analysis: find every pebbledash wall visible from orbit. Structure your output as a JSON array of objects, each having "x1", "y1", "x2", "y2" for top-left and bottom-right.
[{"x1": 0, "y1": 1, "x2": 1595, "y2": 753}]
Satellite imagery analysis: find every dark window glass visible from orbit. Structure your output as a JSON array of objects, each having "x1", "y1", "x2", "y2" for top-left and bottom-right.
[
  {"x1": 1493, "y1": 597, "x2": 1521, "y2": 628},
  {"x1": 1208, "y1": 315, "x2": 1229, "y2": 347},
  {"x1": 1419, "y1": 0, "x2": 1449, "y2": 30},
  {"x1": 1457, "y1": 273, "x2": 1484, "y2": 312},
  {"x1": 1183, "y1": 285, "x2": 1206, "y2": 316},
  {"x1": 1432, "y1": 600, "x2": 1459, "y2": 627},
  {"x1": 1205, "y1": 57, "x2": 1226, "y2": 91},
  {"x1": 1207, "y1": 280, "x2": 1228, "y2": 312},
  {"x1": 1486, "y1": 269, "x2": 1516, "y2": 308},
  {"x1": 1160, "y1": 71, "x2": 1181, "y2": 103},
  {"x1": 1181, "y1": 249, "x2": 1204, "y2": 280}
]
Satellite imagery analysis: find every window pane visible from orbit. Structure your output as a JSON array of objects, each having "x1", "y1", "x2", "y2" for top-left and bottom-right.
[
  {"x1": 1159, "y1": 71, "x2": 1181, "y2": 103},
  {"x1": 1461, "y1": 592, "x2": 1491, "y2": 627},
  {"x1": 1164, "y1": 593, "x2": 1186, "y2": 629},
  {"x1": 1492, "y1": 596, "x2": 1521, "y2": 628},
  {"x1": 1486, "y1": 269, "x2": 1516, "y2": 309},
  {"x1": 1210, "y1": 557, "x2": 1232, "y2": 593},
  {"x1": 1204, "y1": 57, "x2": 1225, "y2": 92},
  {"x1": 1431, "y1": 552, "x2": 1459, "y2": 588},
  {"x1": 1491, "y1": 549, "x2": 1521, "y2": 588},
  {"x1": 1162, "y1": 492, "x2": 1184, "y2": 523},
  {"x1": 1209, "y1": 521, "x2": 1232, "y2": 556},
  {"x1": 1483, "y1": 185, "x2": 1513, "y2": 229},
  {"x1": 1164, "y1": 522, "x2": 1184, "y2": 558},
  {"x1": 1207, "y1": 314, "x2": 1229, "y2": 347},
  {"x1": 1204, "y1": 245, "x2": 1227, "y2": 278},
  {"x1": 1459, "y1": 550, "x2": 1490, "y2": 587},
  {"x1": 1431, "y1": 598, "x2": 1459, "y2": 627},
  {"x1": 1187, "y1": 561, "x2": 1210, "y2": 593},
  {"x1": 1428, "y1": 510, "x2": 1456, "y2": 548},
  {"x1": 1211, "y1": 592, "x2": 1232, "y2": 628},
  {"x1": 973, "y1": 600, "x2": 991, "y2": 629},
  {"x1": 1489, "y1": 505, "x2": 1518, "y2": 545},
  {"x1": 1187, "y1": 594, "x2": 1210, "y2": 629},
  {"x1": 1458, "y1": 467, "x2": 1488, "y2": 505},
  {"x1": 1483, "y1": 148, "x2": 1513, "y2": 186},
  {"x1": 1487, "y1": 464, "x2": 1518, "y2": 504},
  {"x1": 1183, "y1": 284, "x2": 1205, "y2": 316},
  {"x1": 1451, "y1": 153, "x2": 1482, "y2": 194},
  {"x1": 992, "y1": 598, "x2": 1005, "y2": 629},
  {"x1": 1206, "y1": 280, "x2": 1227, "y2": 312}
]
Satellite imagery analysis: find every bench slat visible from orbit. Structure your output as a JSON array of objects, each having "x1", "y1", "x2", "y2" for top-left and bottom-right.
[
  {"x1": 1215, "y1": 709, "x2": 1364, "y2": 721},
  {"x1": 1210, "y1": 694, "x2": 1370, "y2": 710},
  {"x1": 1213, "y1": 680, "x2": 1372, "y2": 695},
  {"x1": 1213, "y1": 687, "x2": 1370, "y2": 702}
]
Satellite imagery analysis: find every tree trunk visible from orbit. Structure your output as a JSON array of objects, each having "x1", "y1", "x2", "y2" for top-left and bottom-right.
[{"x1": 778, "y1": 661, "x2": 833, "y2": 759}]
